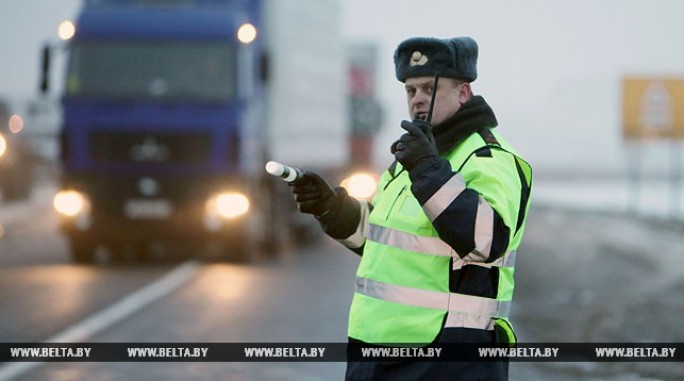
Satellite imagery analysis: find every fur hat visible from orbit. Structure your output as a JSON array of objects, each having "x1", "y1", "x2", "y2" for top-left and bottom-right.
[{"x1": 394, "y1": 36, "x2": 478, "y2": 83}]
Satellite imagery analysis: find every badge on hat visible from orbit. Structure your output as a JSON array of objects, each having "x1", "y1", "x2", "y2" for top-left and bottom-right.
[{"x1": 409, "y1": 51, "x2": 428, "y2": 67}]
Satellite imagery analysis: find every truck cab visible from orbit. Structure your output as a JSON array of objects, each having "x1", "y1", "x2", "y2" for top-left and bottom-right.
[{"x1": 51, "y1": 0, "x2": 278, "y2": 263}]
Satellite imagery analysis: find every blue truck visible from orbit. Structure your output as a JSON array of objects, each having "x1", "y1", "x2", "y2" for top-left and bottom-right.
[{"x1": 42, "y1": 0, "x2": 356, "y2": 263}]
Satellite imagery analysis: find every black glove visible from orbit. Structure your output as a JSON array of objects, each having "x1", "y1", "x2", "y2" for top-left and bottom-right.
[
  {"x1": 291, "y1": 171, "x2": 338, "y2": 218},
  {"x1": 392, "y1": 120, "x2": 438, "y2": 171}
]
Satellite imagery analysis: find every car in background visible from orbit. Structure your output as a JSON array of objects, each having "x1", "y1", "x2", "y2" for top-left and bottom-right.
[{"x1": 0, "y1": 99, "x2": 33, "y2": 201}]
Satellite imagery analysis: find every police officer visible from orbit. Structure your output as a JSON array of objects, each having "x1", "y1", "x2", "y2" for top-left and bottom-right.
[{"x1": 291, "y1": 36, "x2": 532, "y2": 380}]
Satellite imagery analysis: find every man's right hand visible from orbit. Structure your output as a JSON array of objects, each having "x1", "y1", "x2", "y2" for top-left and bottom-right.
[
  {"x1": 291, "y1": 171, "x2": 337, "y2": 218},
  {"x1": 393, "y1": 120, "x2": 439, "y2": 171}
]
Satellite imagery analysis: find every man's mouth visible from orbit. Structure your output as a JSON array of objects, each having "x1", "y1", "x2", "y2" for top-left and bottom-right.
[{"x1": 414, "y1": 112, "x2": 428, "y2": 121}]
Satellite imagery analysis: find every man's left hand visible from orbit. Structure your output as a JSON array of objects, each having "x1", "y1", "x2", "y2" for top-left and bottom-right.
[{"x1": 392, "y1": 120, "x2": 439, "y2": 171}]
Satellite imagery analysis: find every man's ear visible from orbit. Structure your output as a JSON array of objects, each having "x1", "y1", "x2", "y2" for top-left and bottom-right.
[{"x1": 459, "y1": 82, "x2": 472, "y2": 104}]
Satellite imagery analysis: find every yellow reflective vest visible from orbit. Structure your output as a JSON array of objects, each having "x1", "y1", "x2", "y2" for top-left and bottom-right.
[{"x1": 348, "y1": 128, "x2": 532, "y2": 344}]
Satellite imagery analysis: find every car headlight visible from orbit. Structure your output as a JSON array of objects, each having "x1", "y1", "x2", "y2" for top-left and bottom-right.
[
  {"x1": 341, "y1": 172, "x2": 378, "y2": 201},
  {"x1": 53, "y1": 190, "x2": 89, "y2": 217},
  {"x1": 206, "y1": 192, "x2": 250, "y2": 219},
  {"x1": 0, "y1": 134, "x2": 6, "y2": 158}
]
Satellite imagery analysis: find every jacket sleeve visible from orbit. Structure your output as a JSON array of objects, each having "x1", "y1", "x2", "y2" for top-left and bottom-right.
[
  {"x1": 318, "y1": 189, "x2": 373, "y2": 256},
  {"x1": 319, "y1": 167, "x2": 392, "y2": 255},
  {"x1": 408, "y1": 151, "x2": 520, "y2": 263}
]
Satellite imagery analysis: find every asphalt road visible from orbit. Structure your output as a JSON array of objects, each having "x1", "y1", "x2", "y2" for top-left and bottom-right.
[
  {"x1": 0, "y1": 184, "x2": 356, "y2": 380},
  {"x1": 1, "y1": 181, "x2": 684, "y2": 380}
]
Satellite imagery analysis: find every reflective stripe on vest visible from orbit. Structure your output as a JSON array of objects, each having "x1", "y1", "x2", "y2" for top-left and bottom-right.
[
  {"x1": 368, "y1": 223, "x2": 516, "y2": 271},
  {"x1": 355, "y1": 276, "x2": 511, "y2": 330},
  {"x1": 419, "y1": 172, "x2": 496, "y2": 259},
  {"x1": 368, "y1": 224, "x2": 454, "y2": 257},
  {"x1": 469, "y1": 195, "x2": 495, "y2": 260},
  {"x1": 422, "y1": 173, "x2": 467, "y2": 222}
]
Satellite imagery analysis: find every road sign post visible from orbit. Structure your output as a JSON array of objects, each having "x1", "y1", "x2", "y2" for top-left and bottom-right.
[{"x1": 622, "y1": 78, "x2": 684, "y2": 218}]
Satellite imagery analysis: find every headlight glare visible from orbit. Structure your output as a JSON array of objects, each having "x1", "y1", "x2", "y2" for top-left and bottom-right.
[
  {"x1": 207, "y1": 192, "x2": 250, "y2": 219},
  {"x1": 53, "y1": 190, "x2": 88, "y2": 217},
  {"x1": 341, "y1": 172, "x2": 378, "y2": 200},
  {"x1": 0, "y1": 134, "x2": 6, "y2": 158}
]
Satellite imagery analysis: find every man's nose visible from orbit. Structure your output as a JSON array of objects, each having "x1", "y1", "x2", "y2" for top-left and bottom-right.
[{"x1": 411, "y1": 90, "x2": 430, "y2": 108}]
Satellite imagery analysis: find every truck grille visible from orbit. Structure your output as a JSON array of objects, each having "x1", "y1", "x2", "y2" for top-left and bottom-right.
[{"x1": 89, "y1": 131, "x2": 211, "y2": 163}]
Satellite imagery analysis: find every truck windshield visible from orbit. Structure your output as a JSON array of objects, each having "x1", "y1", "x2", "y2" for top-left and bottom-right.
[{"x1": 65, "y1": 42, "x2": 236, "y2": 102}]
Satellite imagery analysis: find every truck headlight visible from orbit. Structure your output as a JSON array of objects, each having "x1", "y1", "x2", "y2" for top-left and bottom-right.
[
  {"x1": 206, "y1": 192, "x2": 250, "y2": 219},
  {"x1": 0, "y1": 134, "x2": 6, "y2": 158},
  {"x1": 53, "y1": 190, "x2": 89, "y2": 217},
  {"x1": 341, "y1": 172, "x2": 378, "y2": 201},
  {"x1": 237, "y1": 23, "x2": 257, "y2": 44}
]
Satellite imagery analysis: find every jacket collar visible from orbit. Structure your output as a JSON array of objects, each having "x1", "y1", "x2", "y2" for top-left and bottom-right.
[{"x1": 432, "y1": 95, "x2": 498, "y2": 155}]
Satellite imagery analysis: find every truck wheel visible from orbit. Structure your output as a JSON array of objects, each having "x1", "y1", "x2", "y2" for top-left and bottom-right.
[
  {"x1": 68, "y1": 236, "x2": 96, "y2": 264},
  {"x1": 135, "y1": 242, "x2": 152, "y2": 263},
  {"x1": 107, "y1": 243, "x2": 127, "y2": 264}
]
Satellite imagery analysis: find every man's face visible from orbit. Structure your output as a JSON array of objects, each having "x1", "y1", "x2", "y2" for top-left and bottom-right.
[{"x1": 404, "y1": 77, "x2": 471, "y2": 125}]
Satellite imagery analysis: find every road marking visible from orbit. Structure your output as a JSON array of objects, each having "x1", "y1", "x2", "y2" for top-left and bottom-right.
[{"x1": 0, "y1": 260, "x2": 201, "y2": 381}]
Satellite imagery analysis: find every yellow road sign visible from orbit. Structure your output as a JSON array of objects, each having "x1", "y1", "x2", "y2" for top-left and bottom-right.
[{"x1": 622, "y1": 78, "x2": 684, "y2": 139}]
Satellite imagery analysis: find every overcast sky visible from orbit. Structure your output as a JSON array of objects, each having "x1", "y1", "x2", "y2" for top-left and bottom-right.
[
  {"x1": 0, "y1": 0, "x2": 80, "y2": 99},
  {"x1": 2, "y1": 0, "x2": 684, "y2": 176}
]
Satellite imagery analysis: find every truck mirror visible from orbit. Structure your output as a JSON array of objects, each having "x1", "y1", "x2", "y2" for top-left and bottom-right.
[
  {"x1": 259, "y1": 52, "x2": 269, "y2": 83},
  {"x1": 40, "y1": 44, "x2": 51, "y2": 94}
]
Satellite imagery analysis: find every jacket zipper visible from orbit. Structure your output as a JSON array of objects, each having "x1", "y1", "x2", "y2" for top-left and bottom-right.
[{"x1": 385, "y1": 186, "x2": 406, "y2": 221}]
